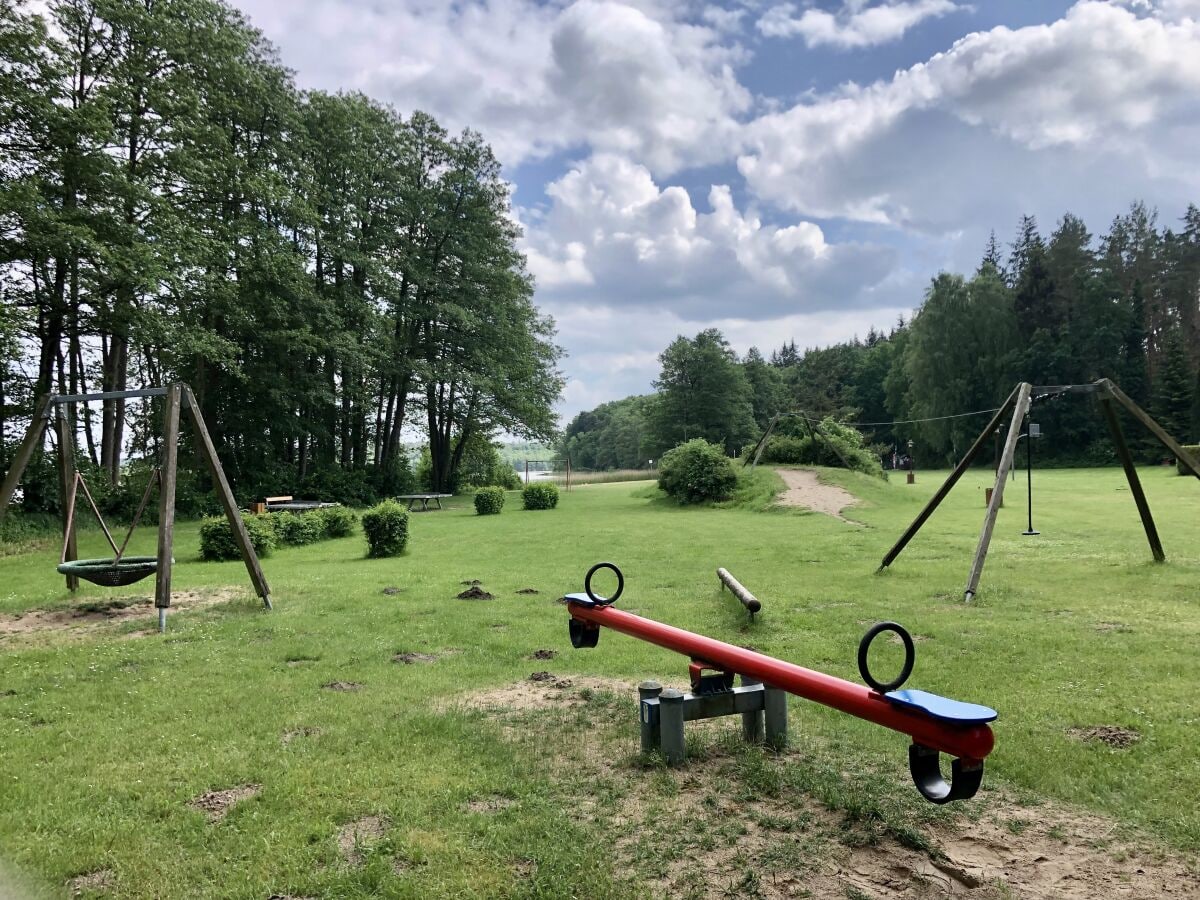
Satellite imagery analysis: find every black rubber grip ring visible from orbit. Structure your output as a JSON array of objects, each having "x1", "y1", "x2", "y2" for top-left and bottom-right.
[
  {"x1": 857, "y1": 621, "x2": 915, "y2": 692},
  {"x1": 584, "y1": 562, "x2": 623, "y2": 605}
]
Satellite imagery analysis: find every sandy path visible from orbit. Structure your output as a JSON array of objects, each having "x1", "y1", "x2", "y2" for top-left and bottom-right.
[{"x1": 774, "y1": 468, "x2": 860, "y2": 522}]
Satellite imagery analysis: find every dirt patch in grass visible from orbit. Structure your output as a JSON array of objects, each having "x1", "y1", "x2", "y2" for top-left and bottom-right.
[
  {"x1": 461, "y1": 579, "x2": 482, "y2": 586},
  {"x1": 381, "y1": 586, "x2": 402, "y2": 596},
  {"x1": 67, "y1": 868, "x2": 115, "y2": 896},
  {"x1": 0, "y1": 587, "x2": 245, "y2": 641},
  {"x1": 516, "y1": 588, "x2": 539, "y2": 595},
  {"x1": 337, "y1": 814, "x2": 389, "y2": 866},
  {"x1": 191, "y1": 784, "x2": 261, "y2": 823},
  {"x1": 774, "y1": 468, "x2": 862, "y2": 523},
  {"x1": 529, "y1": 648, "x2": 557, "y2": 660},
  {"x1": 393, "y1": 651, "x2": 439, "y2": 664},
  {"x1": 462, "y1": 795, "x2": 516, "y2": 814},
  {"x1": 1094, "y1": 621, "x2": 1133, "y2": 633},
  {"x1": 1068, "y1": 725, "x2": 1142, "y2": 749},
  {"x1": 323, "y1": 681, "x2": 362, "y2": 692},
  {"x1": 281, "y1": 726, "x2": 321, "y2": 746},
  {"x1": 457, "y1": 585, "x2": 494, "y2": 600},
  {"x1": 469, "y1": 678, "x2": 1197, "y2": 899},
  {"x1": 454, "y1": 676, "x2": 633, "y2": 713}
]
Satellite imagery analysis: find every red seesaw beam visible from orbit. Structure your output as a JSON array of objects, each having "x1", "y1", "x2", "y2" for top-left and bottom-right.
[{"x1": 567, "y1": 602, "x2": 993, "y2": 763}]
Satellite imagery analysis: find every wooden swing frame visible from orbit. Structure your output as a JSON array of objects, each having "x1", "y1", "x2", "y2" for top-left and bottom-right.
[
  {"x1": 0, "y1": 383, "x2": 271, "y2": 630},
  {"x1": 877, "y1": 378, "x2": 1200, "y2": 601}
]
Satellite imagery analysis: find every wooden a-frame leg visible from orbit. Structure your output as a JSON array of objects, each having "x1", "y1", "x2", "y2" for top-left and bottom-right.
[
  {"x1": 184, "y1": 386, "x2": 271, "y2": 608},
  {"x1": 155, "y1": 385, "x2": 181, "y2": 632},
  {"x1": 56, "y1": 408, "x2": 79, "y2": 592},
  {"x1": 1102, "y1": 379, "x2": 1200, "y2": 480},
  {"x1": 1100, "y1": 396, "x2": 1165, "y2": 562},
  {"x1": 1, "y1": 394, "x2": 52, "y2": 522},
  {"x1": 880, "y1": 383, "x2": 1022, "y2": 572},
  {"x1": 964, "y1": 383, "x2": 1033, "y2": 601}
]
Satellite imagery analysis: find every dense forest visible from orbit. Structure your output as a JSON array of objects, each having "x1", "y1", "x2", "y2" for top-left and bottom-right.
[
  {"x1": 0, "y1": 0, "x2": 561, "y2": 512},
  {"x1": 560, "y1": 204, "x2": 1200, "y2": 469}
]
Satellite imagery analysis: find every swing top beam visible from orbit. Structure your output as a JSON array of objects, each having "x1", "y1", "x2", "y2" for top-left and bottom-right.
[{"x1": 40, "y1": 387, "x2": 191, "y2": 415}]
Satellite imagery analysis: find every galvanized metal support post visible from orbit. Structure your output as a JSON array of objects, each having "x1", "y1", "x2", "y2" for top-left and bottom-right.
[
  {"x1": 764, "y1": 686, "x2": 788, "y2": 750},
  {"x1": 638, "y1": 681, "x2": 663, "y2": 753},
  {"x1": 658, "y1": 688, "x2": 686, "y2": 764},
  {"x1": 740, "y1": 676, "x2": 764, "y2": 743}
]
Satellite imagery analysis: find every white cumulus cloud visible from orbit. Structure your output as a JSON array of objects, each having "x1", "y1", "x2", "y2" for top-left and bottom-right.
[{"x1": 757, "y1": 0, "x2": 960, "y2": 48}]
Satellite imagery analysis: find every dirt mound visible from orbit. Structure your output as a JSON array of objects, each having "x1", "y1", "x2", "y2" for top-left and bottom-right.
[
  {"x1": 457, "y1": 586, "x2": 494, "y2": 600},
  {"x1": 1068, "y1": 725, "x2": 1141, "y2": 749},
  {"x1": 393, "y1": 652, "x2": 438, "y2": 664},
  {"x1": 381, "y1": 586, "x2": 402, "y2": 595},
  {"x1": 191, "y1": 784, "x2": 261, "y2": 823},
  {"x1": 463, "y1": 795, "x2": 516, "y2": 814},
  {"x1": 67, "y1": 869, "x2": 114, "y2": 896},
  {"x1": 529, "y1": 649, "x2": 557, "y2": 660},
  {"x1": 281, "y1": 726, "x2": 320, "y2": 746},
  {"x1": 516, "y1": 588, "x2": 539, "y2": 595},
  {"x1": 323, "y1": 681, "x2": 362, "y2": 692},
  {"x1": 774, "y1": 468, "x2": 862, "y2": 523}
]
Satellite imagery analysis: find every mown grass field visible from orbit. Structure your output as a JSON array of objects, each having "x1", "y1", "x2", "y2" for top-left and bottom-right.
[{"x1": 1, "y1": 465, "x2": 1198, "y2": 898}]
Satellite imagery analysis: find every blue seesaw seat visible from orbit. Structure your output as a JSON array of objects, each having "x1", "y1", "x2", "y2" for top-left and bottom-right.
[{"x1": 884, "y1": 689, "x2": 998, "y2": 725}]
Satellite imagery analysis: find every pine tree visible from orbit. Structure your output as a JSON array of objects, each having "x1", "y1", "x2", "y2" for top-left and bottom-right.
[{"x1": 1152, "y1": 329, "x2": 1195, "y2": 442}]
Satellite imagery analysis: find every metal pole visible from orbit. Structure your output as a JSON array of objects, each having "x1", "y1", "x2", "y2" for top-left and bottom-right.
[{"x1": 1023, "y1": 431, "x2": 1038, "y2": 536}]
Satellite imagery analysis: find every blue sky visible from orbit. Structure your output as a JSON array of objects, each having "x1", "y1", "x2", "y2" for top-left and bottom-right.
[{"x1": 230, "y1": 0, "x2": 1200, "y2": 420}]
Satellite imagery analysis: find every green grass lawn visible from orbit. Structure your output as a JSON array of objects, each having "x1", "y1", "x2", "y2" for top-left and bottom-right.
[{"x1": 1, "y1": 466, "x2": 1198, "y2": 897}]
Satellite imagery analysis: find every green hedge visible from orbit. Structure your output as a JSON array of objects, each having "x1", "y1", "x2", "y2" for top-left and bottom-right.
[
  {"x1": 199, "y1": 514, "x2": 277, "y2": 561},
  {"x1": 314, "y1": 505, "x2": 357, "y2": 538},
  {"x1": 658, "y1": 439, "x2": 738, "y2": 504},
  {"x1": 1178, "y1": 445, "x2": 1200, "y2": 475},
  {"x1": 361, "y1": 501, "x2": 409, "y2": 558},
  {"x1": 522, "y1": 482, "x2": 559, "y2": 510},
  {"x1": 474, "y1": 486, "x2": 506, "y2": 515},
  {"x1": 273, "y1": 512, "x2": 323, "y2": 546}
]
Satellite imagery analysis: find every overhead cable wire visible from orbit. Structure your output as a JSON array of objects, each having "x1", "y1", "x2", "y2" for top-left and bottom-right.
[{"x1": 786, "y1": 407, "x2": 1003, "y2": 429}]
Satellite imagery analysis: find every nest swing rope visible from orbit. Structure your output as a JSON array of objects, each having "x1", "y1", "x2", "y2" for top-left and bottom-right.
[{"x1": 57, "y1": 469, "x2": 161, "y2": 587}]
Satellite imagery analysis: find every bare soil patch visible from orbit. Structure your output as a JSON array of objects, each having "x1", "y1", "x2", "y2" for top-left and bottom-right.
[
  {"x1": 461, "y1": 579, "x2": 482, "y2": 586},
  {"x1": 393, "y1": 651, "x2": 438, "y2": 664},
  {"x1": 0, "y1": 587, "x2": 244, "y2": 640},
  {"x1": 516, "y1": 588, "x2": 539, "y2": 595},
  {"x1": 774, "y1": 468, "x2": 862, "y2": 523},
  {"x1": 337, "y1": 815, "x2": 389, "y2": 866},
  {"x1": 381, "y1": 586, "x2": 402, "y2": 596},
  {"x1": 1069, "y1": 725, "x2": 1142, "y2": 749},
  {"x1": 462, "y1": 795, "x2": 516, "y2": 814},
  {"x1": 67, "y1": 868, "x2": 115, "y2": 896},
  {"x1": 529, "y1": 648, "x2": 557, "y2": 660},
  {"x1": 191, "y1": 784, "x2": 261, "y2": 823},
  {"x1": 465, "y1": 677, "x2": 1197, "y2": 898},
  {"x1": 323, "y1": 681, "x2": 362, "y2": 692},
  {"x1": 457, "y1": 585, "x2": 494, "y2": 600},
  {"x1": 281, "y1": 726, "x2": 321, "y2": 746},
  {"x1": 454, "y1": 676, "x2": 632, "y2": 714}
]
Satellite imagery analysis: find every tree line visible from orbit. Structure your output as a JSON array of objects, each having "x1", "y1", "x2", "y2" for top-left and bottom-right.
[
  {"x1": 560, "y1": 203, "x2": 1200, "y2": 469},
  {"x1": 0, "y1": 0, "x2": 560, "y2": 510}
]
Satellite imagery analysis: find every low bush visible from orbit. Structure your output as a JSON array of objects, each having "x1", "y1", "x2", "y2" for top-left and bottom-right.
[
  {"x1": 361, "y1": 501, "x2": 409, "y2": 558},
  {"x1": 658, "y1": 439, "x2": 738, "y2": 504},
  {"x1": 199, "y1": 514, "x2": 277, "y2": 561},
  {"x1": 749, "y1": 418, "x2": 884, "y2": 478},
  {"x1": 314, "y1": 505, "x2": 357, "y2": 538},
  {"x1": 1178, "y1": 445, "x2": 1200, "y2": 475},
  {"x1": 522, "y1": 482, "x2": 559, "y2": 510},
  {"x1": 273, "y1": 512, "x2": 324, "y2": 546},
  {"x1": 474, "y1": 486, "x2": 506, "y2": 515}
]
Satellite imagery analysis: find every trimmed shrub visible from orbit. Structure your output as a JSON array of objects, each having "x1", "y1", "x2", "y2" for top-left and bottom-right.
[
  {"x1": 658, "y1": 439, "x2": 738, "y2": 504},
  {"x1": 361, "y1": 501, "x2": 409, "y2": 558},
  {"x1": 1178, "y1": 445, "x2": 1200, "y2": 475},
  {"x1": 747, "y1": 418, "x2": 884, "y2": 478},
  {"x1": 199, "y1": 514, "x2": 277, "y2": 561},
  {"x1": 522, "y1": 482, "x2": 559, "y2": 510},
  {"x1": 274, "y1": 512, "x2": 324, "y2": 546},
  {"x1": 474, "y1": 486, "x2": 506, "y2": 515},
  {"x1": 314, "y1": 505, "x2": 357, "y2": 538}
]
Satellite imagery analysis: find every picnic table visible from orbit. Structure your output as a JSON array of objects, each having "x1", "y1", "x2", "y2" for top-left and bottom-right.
[
  {"x1": 263, "y1": 495, "x2": 338, "y2": 513},
  {"x1": 396, "y1": 493, "x2": 453, "y2": 511}
]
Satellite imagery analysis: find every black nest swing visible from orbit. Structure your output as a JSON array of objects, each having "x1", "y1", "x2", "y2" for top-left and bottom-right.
[{"x1": 58, "y1": 469, "x2": 161, "y2": 587}]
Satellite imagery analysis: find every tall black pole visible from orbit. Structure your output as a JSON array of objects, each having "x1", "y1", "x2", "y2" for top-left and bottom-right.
[{"x1": 1023, "y1": 430, "x2": 1038, "y2": 535}]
